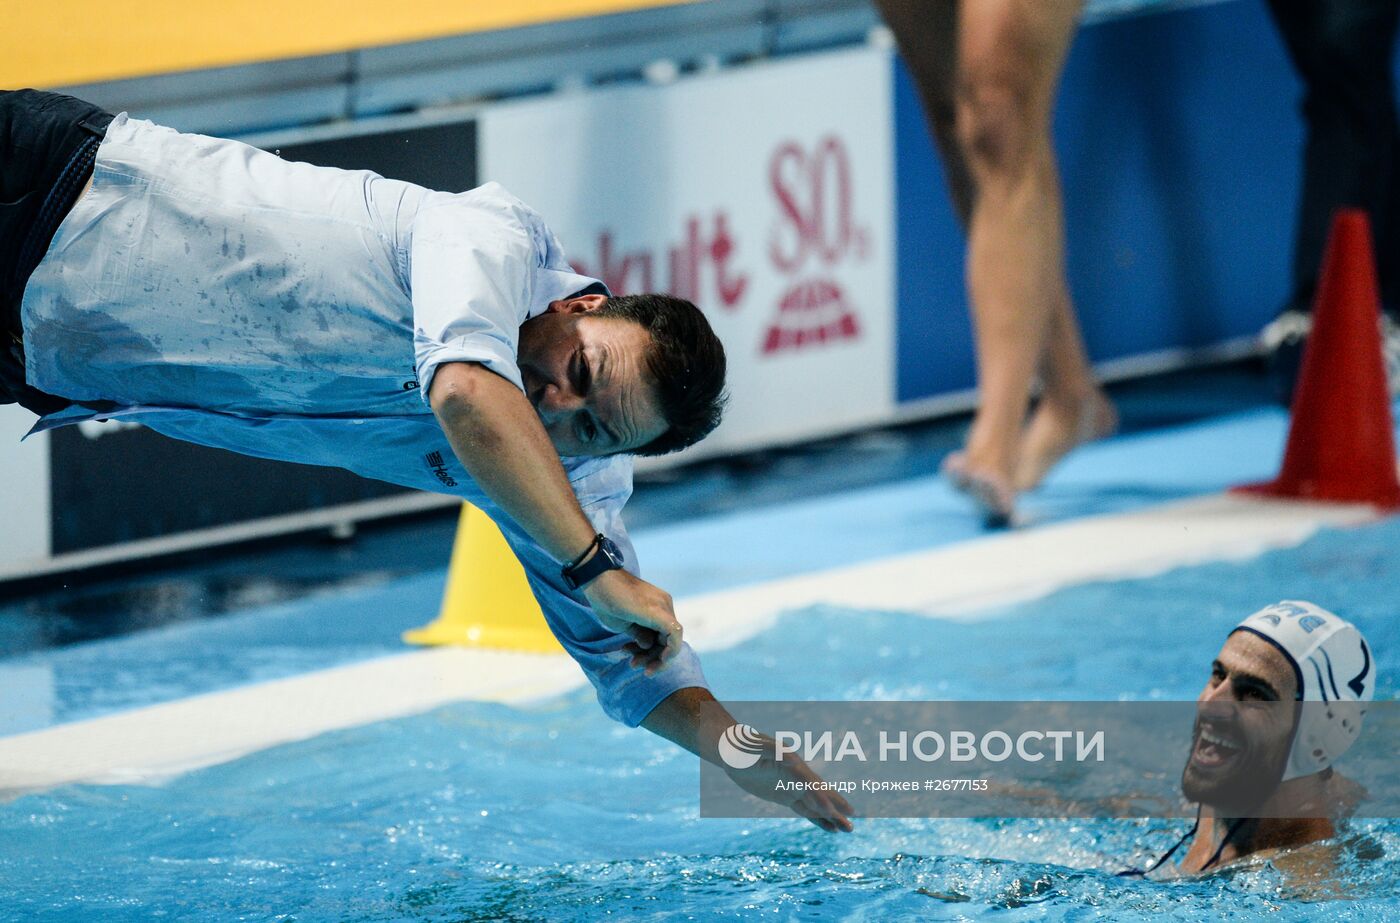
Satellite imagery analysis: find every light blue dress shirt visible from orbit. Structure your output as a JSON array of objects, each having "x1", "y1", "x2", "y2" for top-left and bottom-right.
[{"x1": 19, "y1": 114, "x2": 707, "y2": 726}]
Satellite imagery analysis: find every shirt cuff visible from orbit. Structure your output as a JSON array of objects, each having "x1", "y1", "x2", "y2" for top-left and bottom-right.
[
  {"x1": 595, "y1": 641, "x2": 711, "y2": 728},
  {"x1": 414, "y1": 334, "x2": 523, "y2": 405}
]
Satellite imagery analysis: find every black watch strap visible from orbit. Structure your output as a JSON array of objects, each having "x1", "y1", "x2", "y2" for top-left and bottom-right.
[{"x1": 562, "y1": 533, "x2": 625, "y2": 590}]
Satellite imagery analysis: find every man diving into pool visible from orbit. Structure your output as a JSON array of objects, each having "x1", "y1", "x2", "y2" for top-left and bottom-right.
[
  {"x1": 0, "y1": 89, "x2": 854, "y2": 832},
  {"x1": 1121, "y1": 601, "x2": 1375, "y2": 879}
]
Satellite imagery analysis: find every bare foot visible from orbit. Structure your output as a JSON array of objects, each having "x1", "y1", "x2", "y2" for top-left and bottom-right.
[
  {"x1": 1014, "y1": 390, "x2": 1118, "y2": 491},
  {"x1": 942, "y1": 451, "x2": 1017, "y2": 528}
]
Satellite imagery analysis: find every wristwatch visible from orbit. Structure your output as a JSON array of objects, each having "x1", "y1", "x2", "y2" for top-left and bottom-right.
[{"x1": 562, "y1": 533, "x2": 625, "y2": 590}]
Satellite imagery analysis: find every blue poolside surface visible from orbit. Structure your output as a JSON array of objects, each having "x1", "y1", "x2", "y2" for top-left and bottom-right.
[{"x1": 2, "y1": 392, "x2": 1399, "y2": 920}]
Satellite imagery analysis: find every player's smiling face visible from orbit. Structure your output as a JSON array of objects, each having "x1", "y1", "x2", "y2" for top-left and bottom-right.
[
  {"x1": 517, "y1": 294, "x2": 669, "y2": 457},
  {"x1": 1181, "y1": 632, "x2": 1297, "y2": 812}
]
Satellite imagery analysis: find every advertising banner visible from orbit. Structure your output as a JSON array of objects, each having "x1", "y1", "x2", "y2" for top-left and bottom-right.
[{"x1": 479, "y1": 47, "x2": 896, "y2": 457}]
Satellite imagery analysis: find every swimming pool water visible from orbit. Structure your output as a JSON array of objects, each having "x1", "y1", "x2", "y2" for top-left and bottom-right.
[{"x1": 2, "y1": 515, "x2": 1398, "y2": 921}]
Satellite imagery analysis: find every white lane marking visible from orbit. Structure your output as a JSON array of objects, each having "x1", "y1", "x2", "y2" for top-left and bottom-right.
[
  {"x1": 0, "y1": 494, "x2": 1377, "y2": 795},
  {"x1": 680, "y1": 495, "x2": 1376, "y2": 647},
  {"x1": 1, "y1": 649, "x2": 581, "y2": 797}
]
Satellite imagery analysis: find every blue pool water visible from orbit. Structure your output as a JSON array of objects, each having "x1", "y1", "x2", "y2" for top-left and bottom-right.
[{"x1": 3, "y1": 514, "x2": 1399, "y2": 921}]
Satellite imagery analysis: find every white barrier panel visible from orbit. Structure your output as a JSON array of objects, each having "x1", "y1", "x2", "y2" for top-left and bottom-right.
[
  {"x1": 480, "y1": 46, "x2": 896, "y2": 458},
  {"x1": 0, "y1": 405, "x2": 49, "y2": 574}
]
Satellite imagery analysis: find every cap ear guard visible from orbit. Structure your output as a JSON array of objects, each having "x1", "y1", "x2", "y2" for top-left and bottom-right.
[{"x1": 1289, "y1": 699, "x2": 1367, "y2": 779}]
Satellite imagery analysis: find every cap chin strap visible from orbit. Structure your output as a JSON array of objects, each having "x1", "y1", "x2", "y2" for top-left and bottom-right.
[{"x1": 1116, "y1": 807, "x2": 1248, "y2": 878}]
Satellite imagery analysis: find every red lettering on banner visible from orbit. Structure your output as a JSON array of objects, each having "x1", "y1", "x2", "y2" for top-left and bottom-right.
[
  {"x1": 764, "y1": 135, "x2": 868, "y2": 354},
  {"x1": 566, "y1": 134, "x2": 869, "y2": 358},
  {"x1": 709, "y1": 213, "x2": 747, "y2": 308},
  {"x1": 573, "y1": 213, "x2": 749, "y2": 309},
  {"x1": 588, "y1": 230, "x2": 654, "y2": 295}
]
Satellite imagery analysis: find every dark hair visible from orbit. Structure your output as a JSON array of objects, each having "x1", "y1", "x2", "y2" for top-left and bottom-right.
[{"x1": 597, "y1": 293, "x2": 727, "y2": 456}]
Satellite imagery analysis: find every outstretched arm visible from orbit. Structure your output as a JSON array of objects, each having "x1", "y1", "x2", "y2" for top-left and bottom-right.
[
  {"x1": 430, "y1": 360, "x2": 680, "y2": 672},
  {"x1": 643, "y1": 687, "x2": 856, "y2": 833}
]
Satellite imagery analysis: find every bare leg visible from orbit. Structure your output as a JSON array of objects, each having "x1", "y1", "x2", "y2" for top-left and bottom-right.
[
  {"x1": 878, "y1": 0, "x2": 1113, "y2": 517},
  {"x1": 953, "y1": 0, "x2": 1102, "y2": 516},
  {"x1": 873, "y1": 0, "x2": 975, "y2": 224},
  {"x1": 1014, "y1": 287, "x2": 1117, "y2": 491}
]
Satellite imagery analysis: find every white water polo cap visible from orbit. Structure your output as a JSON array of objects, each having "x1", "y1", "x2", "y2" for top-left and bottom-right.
[{"x1": 1231, "y1": 601, "x2": 1375, "y2": 781}]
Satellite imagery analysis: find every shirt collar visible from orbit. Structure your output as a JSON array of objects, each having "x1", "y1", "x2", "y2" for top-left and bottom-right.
[{"x1": 531, "y1": 270, "x2": 611, "y2": 317}]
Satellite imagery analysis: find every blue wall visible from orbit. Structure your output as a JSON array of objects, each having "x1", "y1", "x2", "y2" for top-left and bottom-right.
[{"x1": 894, "y1": 0, "x2": 1312, "y2": 402}]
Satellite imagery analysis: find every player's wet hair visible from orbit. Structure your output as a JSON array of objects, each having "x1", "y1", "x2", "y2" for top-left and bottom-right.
[{"x1": 597, "y1": 293, "x2": 727, "y2": 456}]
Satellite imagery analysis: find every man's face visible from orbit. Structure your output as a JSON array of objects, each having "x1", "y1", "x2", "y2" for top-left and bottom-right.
[
  {"x1": 517, "y1": 295, "x2": 669, "y2": 457},
  {"x1": 1181, "y1": 632, "x2": 1299, "y2": 813}
]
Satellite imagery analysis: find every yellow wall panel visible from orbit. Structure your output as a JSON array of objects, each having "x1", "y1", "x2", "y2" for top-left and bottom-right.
[{"x1": 3, "y1": 0, "x2": 700, "y2": 89}]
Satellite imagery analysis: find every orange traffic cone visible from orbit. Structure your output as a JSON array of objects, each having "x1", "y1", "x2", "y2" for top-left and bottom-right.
[{"x1": 1235, "y1": 209, "x2": 1400, "y2": 508}]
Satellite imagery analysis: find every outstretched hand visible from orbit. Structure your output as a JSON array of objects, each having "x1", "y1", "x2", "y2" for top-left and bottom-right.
[
  {"x1": 726, "y1": 733, "x2": 856, "y2": 833},
  {"x1": 641, "y1": 688, "x2": 858, "y2": 835},
  {"x1": 584, "y1": 568, "x2": 683, "y2": 674}
]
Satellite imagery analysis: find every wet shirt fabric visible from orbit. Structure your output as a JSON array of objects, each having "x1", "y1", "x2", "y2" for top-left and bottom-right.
[{"x1": 18, "y1": 113, "x2": 707, "y2": 726}]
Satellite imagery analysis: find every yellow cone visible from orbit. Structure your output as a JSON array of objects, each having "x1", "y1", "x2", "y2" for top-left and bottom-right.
[{"x1": 402, "y1": 503, "x2": 564, "y2": 653}]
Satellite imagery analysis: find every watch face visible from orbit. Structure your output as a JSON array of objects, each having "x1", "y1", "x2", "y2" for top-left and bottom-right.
[{"x1": 564, "y1": 535, "x2": 624, "y2": 589}]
